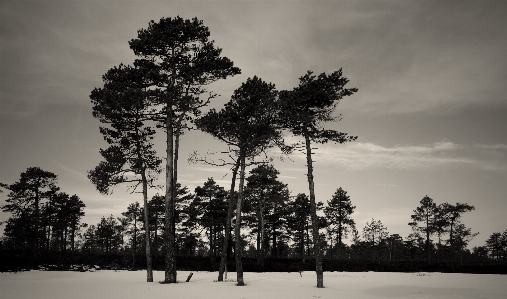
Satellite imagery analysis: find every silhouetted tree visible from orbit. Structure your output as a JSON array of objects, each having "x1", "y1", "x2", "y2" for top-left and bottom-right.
[
  {"x1": 439, "y1": 202, "x2": 475, "y2": 262},
  {"x1": 89, "y1": 63, "x2": 161, "y2": 282},
  {"x1": 1, "y1": 167, "x2": 59, "y2": 251},
  {"x1": 485, "y1": 230, "x2": 506, "y2": 260},
  {"x1": 129, "y1": 16, "x2": 241, "y2": 283},
  {"x1": 453, "y1": 224, "x2": 478, "y2": 264},
  {"x1": 243, "y1": 164, "x2": 288, "y2": 266},
  {"x1": 196, "y1": 76, "x2": 283, "y2": 285},
  {"x1": 122, "y1": 202, "x2": 142, "y2": 268},
  {"x1": 362, "y1": 218, "x2": 389, "y2": 262},
  {"x1": 191, "y1": 178, "x2": 228, "y2": 258},
  {"x1": 324, "y1": 187, "x2": 355, "y2": 259},
  {"x1": 409, "y1": 195, "x2": 437, "y2": 262},
  {"x1": 279, "y1": 69, "x2": 357, "y2": 287}
]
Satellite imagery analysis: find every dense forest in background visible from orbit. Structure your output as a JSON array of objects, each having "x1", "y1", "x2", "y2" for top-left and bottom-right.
[{"x1": 1, "y1": 166, "x2": 506, "y2": 274}]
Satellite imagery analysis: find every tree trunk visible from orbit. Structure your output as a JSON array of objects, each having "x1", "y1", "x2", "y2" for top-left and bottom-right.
[
  {"x1": 272, "y1": 220, "x2": 277, "y2": 258},
  {"x1": 133, "y1": 216, "x2": 137, "y2": 268},
  {"x1": 449, "y1": 222, "x2": 454, "y2": 266},
  {"x1": 306, "y1": 220, "x2": 310, "y2": 257},
  {"x1": 260, "y1": 195, "x2": 265, "y2": 268},
  {"x1": 64, "y1": 225, "x2": 68, "y2": 254},
  {"x1": 305, "y1": 134, "x2": 324, "y2": 288},
  {"x1": 235, "y1": 154, "x2": 246, "y2": 286},
  {"x1": 426, "y1": 215, "x2": 431, "y2": 263},
  {"x1": 141, "y1": 167, "x2": 153, "y2": 282},
  {"x1": 300, "y1": 228, "x2": 305, "y2": 261},
  {"x1": 218, "y1": 158, "x2": 241, "y2": 281},
  {"x1": 338, "y1": 222, "x2": 343, "y2": 260},
  {"x1": 164, "y1": 93, "x2": 177, "y2": 283},
  {"x1": 71, "y1": 223, "x2": 76, "y2": 253},
  {"x1": 34, "y1": 188, "x2": 40, "y2": 250},
  {"x1": 209, "y1": 227, "x2": 214, "y2": 258},
  {"x1": 256, "y1": 224, "x2": 261, "y2": 265},
  {"x1": 154, "y1": 215, "x2": 158, "y2": 258}
]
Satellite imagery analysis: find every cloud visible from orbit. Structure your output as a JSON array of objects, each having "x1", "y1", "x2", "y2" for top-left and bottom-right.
[
  {"x1": 53, "y1": 161, "x2": 88, "y2": 180},
  {"x1": 288, "y1": 141, "x2": 506, "y2": 171},
  {"x1": 475, "y1": 144, "x2": 507, "y2": 151}
]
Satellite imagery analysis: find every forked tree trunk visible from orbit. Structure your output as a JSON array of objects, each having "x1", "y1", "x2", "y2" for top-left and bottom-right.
[
  {"x1": 305, "y1": 134, "x2": 324, "y2": 288},
  {"x1": 218, "y1": 159, "x2": 241, "y2": 281}
]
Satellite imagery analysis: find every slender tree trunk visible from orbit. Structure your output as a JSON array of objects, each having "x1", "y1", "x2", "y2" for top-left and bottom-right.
[
  {"x1": 305, "y1": 134, "x2": 324, "y2": 288},
  {"x1": 133, "y1": 216, "x2": 137, "y2": 268},
  {"x1": 426, "y1": 215, "x2": 431, "y2": 263},
  {"x1": 34, "y1": 188, "x2": 40, "y2": 250},
  {"x1": 154, "y1": 215, "x2": 158, "y2": 258},
  {"x1": 71, "y1": 224, "x2": 76, "y2": 253},
  {"x1": 64, "y1": 226, "x2": 68, "y2": 254},
  {"x1": 173, "y1": 130, "x2": 180, "y2": 245},
  {"x1": 272, "y1": 220, "x2": 277, "y2": 258},
  {"x1": 306, "y1": 220, "x2": 310, "y2": 257},
  {"x1": 209, "y1": 227, "x2": 214, "y2": 258},
  {"x1": 300, "y1": 227, "x2": 305, "y2": 261},
  {"x1": 218, "y1": 158, "x2": 241, "y2": 281},
  {"x1": 256, "y1": 225, "x2": 261, "y2": 265},
  {"x1": 338, "y1": 223, "x2": 343, "y2": 260},
  {"x1": 260, "y1": 195, "x2": 265, "y2": 268},
  {"x1": 164, "y1": 93, "x2": 177, "y2": 283},
  {"x1": 450, "y1": 222, "x2": 454, "y2": 266},
  {"x1": 235, "y1": 154, "x2": 246, "y2": 286},
  {"x1": 141, "y1": 168, "x2": 153, "y2": 282}
]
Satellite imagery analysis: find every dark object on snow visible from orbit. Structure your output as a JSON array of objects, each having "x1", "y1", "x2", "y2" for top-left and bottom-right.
[{"x1": 186, "y1": 272, "x2": 193, "y2": 282}]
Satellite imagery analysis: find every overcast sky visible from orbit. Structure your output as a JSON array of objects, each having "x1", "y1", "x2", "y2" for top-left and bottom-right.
[{"x1": 1, "y1": 0, "x2": 506, "y2": 249}]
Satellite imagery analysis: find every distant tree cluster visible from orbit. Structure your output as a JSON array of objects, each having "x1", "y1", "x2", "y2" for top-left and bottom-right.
[{"x1": 1, "y1": 167, "x2": 85, "y2": 254}]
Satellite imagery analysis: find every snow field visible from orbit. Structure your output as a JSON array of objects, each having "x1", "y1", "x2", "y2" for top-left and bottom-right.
[{"x1": 1, "y1": 270, "x2": 506, "y2": 299}]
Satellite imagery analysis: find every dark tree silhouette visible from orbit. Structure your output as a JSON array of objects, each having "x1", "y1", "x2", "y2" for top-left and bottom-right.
[
  {"x1": 1, "y1": 167, "x2": 59, "y2": 250},
  {"x1": 439, "y1": 202, "x2": 475, "y2": 263},
  {"x1": 279, "y1": 70, "x2": 357, "y2": 287},
  {"x1": 196, "y1": 76, "x2": 284, "y2": 285},
  {"x1": 129, "y1": 16, "x2": 240, "y2": 283},
  {"x1": 409, "y1": 195, "x2": 437, "y2": 263},
  {"x1": 324, "y1": 187, "x2": 355, "y2": 259},
  {"x1": 286, "y1": 193, "x2": 312, "y2": 260},
  {"x1": 89, "y1": 63, "x2": 161, "y2": 282},
  {"x1": 244, "y1": 164, "x2": 288, "y2": 266},
  {"x1": 191, "y1": 178, "x2": 228, "y2": 258}
]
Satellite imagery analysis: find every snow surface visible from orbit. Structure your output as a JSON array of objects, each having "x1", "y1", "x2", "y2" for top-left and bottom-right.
[{"x1": 1, "y1": 270, "x2": 506, "y2": 299}]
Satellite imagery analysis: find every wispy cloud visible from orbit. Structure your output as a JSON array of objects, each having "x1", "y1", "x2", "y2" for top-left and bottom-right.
[
  {"x1": 475, "y1": 144, "x2": 507, "y2": 150},
  {"x1": 288, "y1": 141, "x2": 506, "y2": 171},
  {"x1": 53, "y1": 161, "x2": 88, "y2": 180}
]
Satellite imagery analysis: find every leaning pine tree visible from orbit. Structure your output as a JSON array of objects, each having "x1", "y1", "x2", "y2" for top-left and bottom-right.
[
  {"x1": 196, "y1": 76, "x2": 286, "y2": 285},
  {"x1": 88, "y1": 64, "x2": 162, "y2": 282},
  {"x1": 129, "y1": 16, "x2": 240, "y2": 283},
  {"x1": 279, "y1": 70, "x2": 358, "y2": 288}
]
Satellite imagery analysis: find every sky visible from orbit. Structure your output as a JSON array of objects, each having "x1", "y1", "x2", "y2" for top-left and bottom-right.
[{"x1": 1, "y1": 0, "x2": 506, "y2": 250}]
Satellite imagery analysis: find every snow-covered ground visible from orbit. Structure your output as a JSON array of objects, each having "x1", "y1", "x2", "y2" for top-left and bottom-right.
[{"x1": 1, "y1": 270, "x2": 506, "y2": 299}]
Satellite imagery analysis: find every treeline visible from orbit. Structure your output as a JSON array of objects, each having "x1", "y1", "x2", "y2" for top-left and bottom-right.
[
  {"x1": 2, "y1": 166, "x2": 506, "y2": 273},
  {"x1": 73, "y1": 174, "x2": 507, "y2": 268}
]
